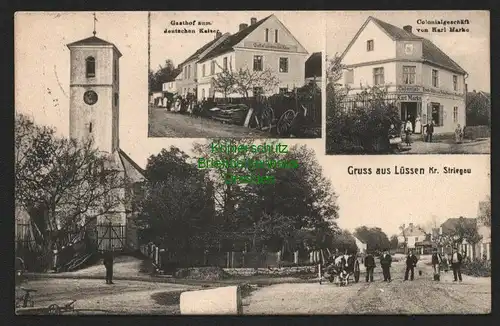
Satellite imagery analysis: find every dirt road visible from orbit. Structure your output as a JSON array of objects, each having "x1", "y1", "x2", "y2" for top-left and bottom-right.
[
  {"x1": 402, "y1": 138, "x2": 490, "y2": 154},
  {"x1": 148, "y1": 108, "x2": 269, "y2": 138},
  {"x1": 244, "y1": 260, "x2": 491, "y2": 314}
]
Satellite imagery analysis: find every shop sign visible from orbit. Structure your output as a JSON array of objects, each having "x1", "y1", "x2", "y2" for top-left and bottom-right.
[
  {"x1": 397, "y1": 85, "x2": 423, "y2": 93},
  {"x1": 397, "y1": 94, "x2": 422, "y2": 101},
  {"x1": 243, "y1": 41, "x2": 297, "y2": 52}
]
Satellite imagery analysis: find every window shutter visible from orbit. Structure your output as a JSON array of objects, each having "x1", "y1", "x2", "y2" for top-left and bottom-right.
[{"x1": 439, "y1": 105, "x2": 444, "y2": 126}]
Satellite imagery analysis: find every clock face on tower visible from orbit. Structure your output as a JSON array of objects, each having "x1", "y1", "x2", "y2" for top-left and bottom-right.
[{"x1": 83, "y1": 90, "x2": 98, "y2": 105}]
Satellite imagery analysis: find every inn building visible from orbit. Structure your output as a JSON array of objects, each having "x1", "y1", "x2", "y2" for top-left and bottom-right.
[
  {"x1": 340, "y1": 16, "x2": 467, "y2": 134},
  {"x1": 175, "y1": 15, "x2": 310, "y2": 101}
]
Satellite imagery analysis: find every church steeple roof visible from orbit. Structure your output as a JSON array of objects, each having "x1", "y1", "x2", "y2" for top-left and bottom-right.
[{"x1": 66, "y1": 36, "x2": 122, "y2": 57}]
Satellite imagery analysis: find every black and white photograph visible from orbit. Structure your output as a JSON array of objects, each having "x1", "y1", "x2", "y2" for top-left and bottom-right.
[
  {"x1": 13, "y1": 11, "x2": 491, "y2": 316},
  {"x1": 325, "y1": 11, "x2": 490, "y2": 155},
  {"x1": 148, "y1": 11, "x2": 322, "y2": 138}
]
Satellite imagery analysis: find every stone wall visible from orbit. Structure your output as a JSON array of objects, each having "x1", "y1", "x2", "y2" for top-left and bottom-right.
[{"x1": 223, "y1": 266, "x2": 316, "y2": 277}]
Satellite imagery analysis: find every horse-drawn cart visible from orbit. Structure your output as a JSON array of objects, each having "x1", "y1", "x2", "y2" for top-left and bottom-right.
[{"x1": 318, "y1": 255, "x2": 360, "y2": 286}]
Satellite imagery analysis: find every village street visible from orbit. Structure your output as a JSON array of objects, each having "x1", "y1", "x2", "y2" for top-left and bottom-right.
[
  {"x1": 400, "y1": 138, "x2": 490, "y2": 154},
  {"x1": 148, "y1": 107, "x2": 269, "y2": 138},
  {"x1": 17, "y1": 256, "x2": 490, "y2": 315}
]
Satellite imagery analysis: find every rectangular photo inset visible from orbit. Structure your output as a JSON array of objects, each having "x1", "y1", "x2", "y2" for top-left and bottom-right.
[
  {"x1": 325, "y1": 11, "x2": 490, "y2": 155},
  {"x1": 148, "y1": 11, "x2": 323, "y2": 138}
]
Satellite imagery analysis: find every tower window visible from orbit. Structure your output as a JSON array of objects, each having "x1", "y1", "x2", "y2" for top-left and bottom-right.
[
  {"x1": 89, "y1": 122, "x2": 93, "y2": 133},
  {"x1": 275, "y1": 30, "x2": 279, "y2": 43},
  {"x1": 86, "y1": 57, "x2": 96, "y2": 78},
  {"x1": 265, "y1": 28, "x2": 269, "y2": 42}
]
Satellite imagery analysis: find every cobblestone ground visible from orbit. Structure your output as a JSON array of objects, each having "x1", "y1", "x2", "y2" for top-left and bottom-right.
[{"x1": 148, "y1": 107, "x2": 269, "y2": 138}]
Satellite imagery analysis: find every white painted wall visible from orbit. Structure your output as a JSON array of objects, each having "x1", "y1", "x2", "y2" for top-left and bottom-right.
[{"x1": 342, "y1": 20, "x2": 396, "y2": 66}]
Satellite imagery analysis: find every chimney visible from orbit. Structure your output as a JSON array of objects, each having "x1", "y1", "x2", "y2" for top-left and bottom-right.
[
  {"x1": 250, "y1": 17, "x2": 257, "y2": 25},
  {"x1": 403, "y1": 25, "x2": 413, "y2": 34},
  {"x1": 239, "y1": 23, "x2": 248, "y2": 31},
  {"x1": 215, "y1": 31, "x2": 222, "y2": 38}
]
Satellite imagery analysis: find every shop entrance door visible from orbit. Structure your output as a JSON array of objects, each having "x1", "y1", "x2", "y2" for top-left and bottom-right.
[{"x1": 401, "y1": 102, "x2": 418, "y2": 133}]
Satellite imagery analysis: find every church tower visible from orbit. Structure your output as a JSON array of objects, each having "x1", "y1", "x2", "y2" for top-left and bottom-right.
[{"x1": 67, "y1": 28, "x2": 121, "y2": 153}]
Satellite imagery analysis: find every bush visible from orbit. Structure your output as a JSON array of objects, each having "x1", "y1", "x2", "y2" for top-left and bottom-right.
[
  {"x1": 462, "y1": 259, "x2": 491, "y2": 277},
  {"x1": 326, "y1": 99, "x2": 401, "y2": 154}
]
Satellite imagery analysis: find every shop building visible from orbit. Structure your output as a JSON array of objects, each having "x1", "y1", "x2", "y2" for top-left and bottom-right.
[
  {"x1": 340, "y1": 16, "x2": 467, "y2": 134},
  {"x1": 195, "y1": 15, "x2": 309, "y2": 101}
]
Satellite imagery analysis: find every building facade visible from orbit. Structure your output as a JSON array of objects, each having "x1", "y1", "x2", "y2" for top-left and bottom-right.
[
  {"x1": 192, "y1": 15, "x2": 309, "y2": 101},
  {"x1": 354, "y1": 236, "x2": 367, "y2": 254},
  {"x1": 340, "y1": 17, "x2": 467, "y2": 134},
  {"x1": 175, "y1": 32, "x2": 230, "y2": 97},
  {"x1": 397, "y1": 223, "x2": 427, "y2": 249},
  {"x1": 66, "y1": 34, "x2": 145, "y2": 250}
]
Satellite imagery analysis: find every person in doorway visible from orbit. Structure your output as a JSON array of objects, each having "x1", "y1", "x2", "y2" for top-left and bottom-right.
[
  {"x1": 426, "y1": 120, "x2": 435, "y2": 142},
  {"x1": 404, "y1": 250, "x2": 418, "y2": 281},
  {"x1": 431, "y1": 248, "x2": 443, "y2": 275},
  {"x1": 415, "y1": 116, "x2": 422, "y2": 134},
  {"x1": 380, "y1": 250, "x2": 392, "y2": 282},
  {"x1": 364, "y1": 251, "x2": 376, "y2": 282},
  {"x1": 405, "y1": 122, "x2": 412, "y2": 147},
  {"x1": 450, "y1": 248, "x2": 463, "y2": 282},
  {"x1": 405, "y1": 116, "x2": 413, "y2": 133},
  {"x1": 103, "y1": 250, "x2": 114, "y2": 284},
  {"x1": 455, "y1": 124, "x2": 463, "y2": 143}
]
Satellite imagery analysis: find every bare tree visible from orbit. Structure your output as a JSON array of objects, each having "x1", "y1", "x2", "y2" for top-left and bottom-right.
[
  {"x1": 398, "y1": 224, "x2": 408, "y2": 254},
  {"x1": 478, "y1": 196, "x2": 491, "y2": 227},
  {"x1": 211, "y1": 61, "x2": 236, "y2": 98},
  {"x1": 15, "y1": 114, "x2": 126, "y2": 253}
]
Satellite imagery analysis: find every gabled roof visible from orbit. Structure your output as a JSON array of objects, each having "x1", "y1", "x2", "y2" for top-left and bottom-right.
[
  {"x1": 179, "y1": 34, "x2": 227, "y2": 66},
  {"x1": 440, "y1": 217, "x2": 476, "y2": 234},
  {"x1": 399, "y1": 224, "x2": 426, "y2": 237},
  {"x1": 354, "y1": 236, "x2": 366, "y2": 244},
  {"x1": 117, "y1": 149, "x2": 146, "y2": 183},
  {"x1": 467, "y1": 90, "x2": 491, "y2": 107},
  {"x1": 341, "y1": 16, "x2": 466, "y2": 75},
  {"x1": 305, "y1": 52, "x2": 322, "y2": 78},
  {"x1": 199, "y1": 15, "x2": 273, "y2": 63},
  {"x1": 66, "y1": 36, "x2": 122, "y2": 57}
]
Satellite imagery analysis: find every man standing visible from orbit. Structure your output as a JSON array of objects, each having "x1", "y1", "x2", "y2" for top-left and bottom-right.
[
  {"x1": 103, "y1": 250, "x2": 114, "y2": 284},
  {"x1": 364, "y1": 251, "x2": 376, "y2": 282},
  {"x1": 380, "y1": 250, "x2": 392, "y2": 282},
  {"x1": 431, "y1": 248, "x2": 442, "y2": 275},
  {"x1": 426, "y1": 120, "x2": 435, "y2": 143},
  {"x1": 404, "y1": 250, "x2": 418, "y2": 281},
  {"x1": 450, "y1": 248, "x2": 463, "y2": 282}
]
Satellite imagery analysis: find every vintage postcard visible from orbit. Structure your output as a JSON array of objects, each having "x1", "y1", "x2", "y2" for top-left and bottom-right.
[
  {"x1": 325, "y1": 11, "x2": 490, "y2": 155},
  {"x1": 148, "y1": 11, "x2": 323, "y2": 138},
  {"x1": 14, "y1": 11, "x2": 490, "y2": 316}
]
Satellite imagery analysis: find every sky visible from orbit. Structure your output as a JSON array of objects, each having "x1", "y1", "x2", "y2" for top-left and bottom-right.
[
  {"x1": 151, "y1": 11, "x2": 324, "y2": 69},
  {"x1": 15, "y1": 12, "x2": 490, "y2": 237},
  {"x1": 325, "y1": 11, "x2": 490, "y2": 93}
]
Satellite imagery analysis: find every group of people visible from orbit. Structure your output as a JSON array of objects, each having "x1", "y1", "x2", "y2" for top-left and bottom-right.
[{"x1": 362, "y1": 247, "x2": 464, "y2": 283}]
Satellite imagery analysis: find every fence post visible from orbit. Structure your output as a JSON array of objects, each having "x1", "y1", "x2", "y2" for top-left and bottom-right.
[
  {"x1": 231, "y1": 252, "x2": 235, "y2": 268},
  {"x1": 294, "y1": 251, "x2": 299, "y2": 264},
  {"x1": 226, "y1": 252, "x2": 231, "y2": 268}
]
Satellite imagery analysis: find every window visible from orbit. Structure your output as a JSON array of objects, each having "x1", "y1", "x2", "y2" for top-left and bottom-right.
[
  {"x1": 432, "y1": 69, "x2": 439, "y2": 87},
  {"x1": 367, "y1": 40, "x2": 374, "y2": 51},
  {"x1": 114, "y1": 93, "x2": 119, "y2": 107},
  {"x1": 188, "y1": 65, "x2": 191, "y2": 79},
  {"x1": 223, "y1": 57, "x2": 228, "y2": 70},
  {"x1": 202, "y1": 64, "x2": 206, "y2": 77},
  {"x1": 279, "y1": 57, "x2": 288, "y2": 73},
  {"x1": 431, "y1": 102, "x2": 443, "y2": 126},
  {"x1": 210, "y1": 61, "x2": 215, "y2": 75},
  {"x1": 403, "y1": 66, "x2": 416, "y2": 84},
  {"x1": 453, "y1": 75, "x2": 458, "y2": 91},
  {"x1": 265, "y1": 28, "x2": 269, "y2": 42},
  {"x1": 275, "y1": 30, "x2": 279, "y2": 43},
  {"x1": 279, "y1": 87, "x2": 288, "y2": 94},
  {"x1": 453, "y1": 106, "x2": 458, "y2": 123},
  {"x1": 113, "y1": 60, "x2": 117, "y2": 81},
  {"x1": 373, "y1": 67, "x2": 384, "y2": 85},
  {"x1": 253, "y1": 55, "x2": 263, "y2": 71},
  {"x1": 85, "y1": 57, "x2": 96, "y2": 78},
  {"x1": 89, "y1": 122, "x2": 93, "y2": 133},
  {"x1": 253, "y1": 87, "x2": 263, "y2": 96}
]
